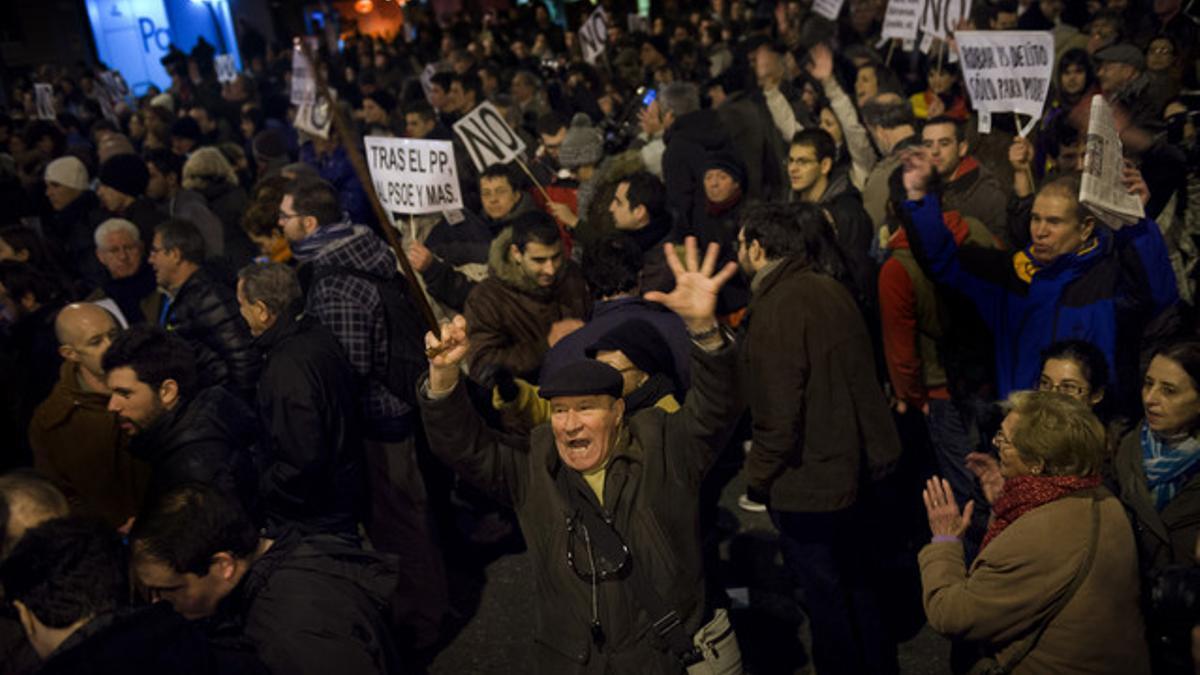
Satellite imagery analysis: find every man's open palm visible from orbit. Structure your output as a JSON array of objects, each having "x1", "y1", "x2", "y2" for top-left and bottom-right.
[{"x1": 644, "y1": 237, "x2": 738, "y2": 329}]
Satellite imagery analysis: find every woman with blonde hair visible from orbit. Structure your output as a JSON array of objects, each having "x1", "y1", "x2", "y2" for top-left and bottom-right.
[
  {"x1": 183, "y1": 147, "x2": 255, "y2": 267},
  {"x1": 921, "y1": 390, "x2": 1150, "y2": 674}
]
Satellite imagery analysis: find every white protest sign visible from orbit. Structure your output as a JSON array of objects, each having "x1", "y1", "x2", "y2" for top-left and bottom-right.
[
  {"x1": 291, "y1": 47, "x2": 316, "y2": 105},
  {"x1": 34, "y1": 84, "x2": 55, "y2": 120},
  {"x1": 453, "y1": 101, "x2": 528, "y2": 172},
  {"x1": 882, "y1": 0, "x2": 922, "y2": 41},
  {"x1": 919, "y1": 0, "x2": 971, "y2": 40},
  {"x1": 579, "y1": 8, "x2": 608, "y2": 65},
  {"x1": 365, "y1": 136, "x2": 463, "y2": 216},
  {"x1": 420, "y1": 63, "x2": 438, "y2": 101},
  {"x1": 813, "y1": 0, "x2": 847, "y2": 21},
  {"x1": 295, "y1": 88, "x2": 335, "y2": 140},
  {"x1": 215, "y1": 54, "x2": 238, "y2": 84},
  {"x1": 955, "y1": 31, "x2": 1054, "y2": 137}
]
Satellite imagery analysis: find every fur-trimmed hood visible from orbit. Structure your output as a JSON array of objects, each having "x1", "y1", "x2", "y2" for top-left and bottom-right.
[{"x1": 486, "y1": 225, "x2": 561, "y2": 299}]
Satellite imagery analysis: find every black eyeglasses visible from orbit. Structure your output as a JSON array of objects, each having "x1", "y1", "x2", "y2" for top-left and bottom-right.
[{"x1": 565, "y1": 512, "x2": 631, "y2": 583}]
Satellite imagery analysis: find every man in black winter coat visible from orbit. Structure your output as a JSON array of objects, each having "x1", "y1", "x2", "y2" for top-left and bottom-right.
[
  {"x1": 130, "y1": 483, "x2": 404, "y2": 675},
  {"x1": 658, "y1": 82, "x2": 739, "y2": 234},
  {"x1": 102, "y1": 326, "x2": 258, "y2": 513},
  {"x1": 236, "y1": 262, "x2": 364, "y2": 535},
  {"x1": 149, "y1": 218, "x2": 260, "y2": 401},
  {"x1": 1, "y1": 517, "x2": 264, "y2": 675}
]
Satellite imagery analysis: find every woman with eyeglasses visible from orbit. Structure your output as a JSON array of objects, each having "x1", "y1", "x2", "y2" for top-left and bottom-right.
[{"x1": 921, "y1": 391, "x2": 1150, "y2": 673}]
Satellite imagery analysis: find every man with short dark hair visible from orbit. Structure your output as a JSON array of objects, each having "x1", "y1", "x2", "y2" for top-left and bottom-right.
[
  {"x1": 404, "y1": 101, "x2": 440, "y2": 140},
  {"x1": 102, "y1": 325, "x2": 258, "y2": 511},
  {"x1": 610, "y1": 171, "x2": 677, "y2": 294},
  {"x1": 129, "y1": 483, "x2": 401, "y2": 674},
  {"x1": 464, "y1": 211, "x2": 591, "y2": 381},
  {"x1": 447, "y1": 72, "x2": 482, "y2": 116},
  {"x1": 236, "y1": 263, "x2": 363, "y2": 535},
  {"x1": 790, "y1": 129, "x2": 876, "y2": 264},
  {"x1": 149, "y1": 219, "x2": 258, "y2": 400},
  {"x1": 2, "y1": 517, "x2": 256, "y2": 674},
  {"x1": 737, "y1": 202, "x2": 901, "y2": 674},
  {"x1": 408, "y1": 163, "x2": 535, "y2": 311},
  {"x1": 921, "y1": 115, "x2": 1010, "y2": 245},
  {"x1": 145, "y1": 149, "x2": 225, "y2": 258},
  {"x1": 279, "y1": 176, "x2": 450, "y2": 649}
]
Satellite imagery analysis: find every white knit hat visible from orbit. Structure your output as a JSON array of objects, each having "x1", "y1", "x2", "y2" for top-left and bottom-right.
[
  {"x1": 150, "y1": 92, "x2": 175, "y2": 113},
  {"x1": 44, "y1": 156, "x2": 89, "y2": 191}
]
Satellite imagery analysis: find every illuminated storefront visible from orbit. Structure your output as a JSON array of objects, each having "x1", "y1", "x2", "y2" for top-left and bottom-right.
[{"x1": 85, "y1": 0, "x2": 241, "y2": 96}]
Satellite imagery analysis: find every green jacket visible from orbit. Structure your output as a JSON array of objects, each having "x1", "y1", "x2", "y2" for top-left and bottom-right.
[{"x1": 418, "y1": 342, "x2": 743, "y2": 674}]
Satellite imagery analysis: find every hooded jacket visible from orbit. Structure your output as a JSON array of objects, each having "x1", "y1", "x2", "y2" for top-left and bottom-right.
[
  {"x1": 902, "y1": 193, "x2": 1178, "y2": 398},
  {"x1": 303, "y1": 226, "x2": 411, "y2": 429},
  {"x1": 419, "y1": 341, "x2": 742, "y2": 674},
  {"x1": 161, "y1": 268, "x2": 260, "y2": 401},
  {"x1": 129, "y1": 385, "x2": 259, "y2": 511},
  {"x1": 28, "y1": 361, "x2": 148, "y2": 527},
  {"x1": 464, "y1": 226, "x2": 591, "y2": 381},
  {"x1": 662, "y1": 109, "x2": 738, "y2": 234},
  {"x1": 941, "y1": 156, "x2": 1010, "y2": 248}
]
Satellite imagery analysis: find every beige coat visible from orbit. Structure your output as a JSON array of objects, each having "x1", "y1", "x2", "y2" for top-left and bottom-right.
[{"x1": 919, "y1": 488, "x2": 1150, "y2": 674}]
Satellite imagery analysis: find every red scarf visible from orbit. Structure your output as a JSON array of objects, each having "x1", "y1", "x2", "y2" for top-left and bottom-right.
[
  {"x1": 980, "y1": 474, "x2": 1101, "y2": 551},
  {"x1": 705, "y1": 186, "x2": 743, "y2": 216}
]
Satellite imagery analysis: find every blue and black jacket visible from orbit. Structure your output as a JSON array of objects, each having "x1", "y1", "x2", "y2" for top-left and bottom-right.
[{"x1": 902, "y1": 194, "x2": 1178, "y2": 398}]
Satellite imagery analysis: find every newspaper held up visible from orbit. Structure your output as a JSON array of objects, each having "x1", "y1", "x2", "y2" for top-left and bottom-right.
[{"x1": 1079, "y1": 94, "x2": 1144, "y2": 229}]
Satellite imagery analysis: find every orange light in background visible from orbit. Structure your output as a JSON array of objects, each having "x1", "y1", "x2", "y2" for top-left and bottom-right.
[{"x1": 354, "y1": 0, "x2": 373, "y2": 13}]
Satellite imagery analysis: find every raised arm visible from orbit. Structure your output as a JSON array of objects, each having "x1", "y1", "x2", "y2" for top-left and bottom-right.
[
  {"x1": 644, "y1": 237, "x2": 744, "y2": 485},
  {"x1": 808, "y1": 43, "x2": 877, "y2": 186},
  {"x1": 418, "y1": 315, "x2": 527, "y2": 507}
]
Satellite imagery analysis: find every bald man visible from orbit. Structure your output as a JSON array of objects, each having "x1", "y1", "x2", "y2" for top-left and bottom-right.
[
  {"x1": 0, "y1": 470, "x2": 68, "y2": 556},
  {"x1": 28, "y1": 304, "x2": 148, "y2": 528}
]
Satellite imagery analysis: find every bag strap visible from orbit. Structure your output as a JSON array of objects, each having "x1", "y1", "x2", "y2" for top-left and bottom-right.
[
  {"x1": 995, "y1": 494, "x2": 1102, "y2": 672},
  {"x1": 556, "y1": 470, "x2": 700, "y2": 666}
]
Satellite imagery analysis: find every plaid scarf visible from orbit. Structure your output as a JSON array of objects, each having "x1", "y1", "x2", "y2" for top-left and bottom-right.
[
  {"x1": 1140, "y1": 421, "x2": 1200, "y2": 511},
  {"x1": 981, "y1": 474, "x2": 1101, "y2": 552}
]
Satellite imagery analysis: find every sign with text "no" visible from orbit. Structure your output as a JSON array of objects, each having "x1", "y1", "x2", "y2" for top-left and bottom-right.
[
  {"x1": 453, "y1": 102, "x2": 527, "y2": 172},
  {"x1": 579, "y1": 8, "x2": 608, "y2": 65}
]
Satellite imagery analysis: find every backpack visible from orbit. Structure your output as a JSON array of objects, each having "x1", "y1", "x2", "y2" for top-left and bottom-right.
[{"x1": 304, "y1": 265, "x2": 430, "y2": 407}]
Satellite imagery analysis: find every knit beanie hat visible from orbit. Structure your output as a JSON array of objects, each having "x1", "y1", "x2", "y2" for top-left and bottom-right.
[
  {"x1": 171, "y1": 116, "x2": 202, "y2": 142},
  {"x1": 252, "y1": 129, "x2": 289, "y2": 161},
  {"x1": 150, "y1": 93, "x2": 175, "y2": 113},
  {"x1": 44, "y1": 156, "x2": 90, "y2": 191},
  {"x1": 586, "y1": 319, "x2": 680, "y2": 392},
  {"x1": 703, "y1": 151, "x2": 746, "y2": 187},
  {"x1": 558, "y1": 113, "x2": 605, "y2": 169},
  {"x1": 98, "y1": 154, "x2": 150, "y2": 198}
]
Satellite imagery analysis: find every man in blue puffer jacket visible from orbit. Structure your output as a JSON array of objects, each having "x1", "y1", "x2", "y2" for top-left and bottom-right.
[{"x1": 898, "y1": 146, "x2": 1177, "y2": 404}]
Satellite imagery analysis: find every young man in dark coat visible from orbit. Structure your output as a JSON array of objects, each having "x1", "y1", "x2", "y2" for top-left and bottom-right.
[
  {"x1": 737, "y1": 203, "x2": 902, "y2": 674},
  {"x1": 921, "y1": 115, "x2": 1010, "y2": 247},
  {"x1": 149, "y1": 218, "x2": 260, "y2": 401},
  {"x1": 236, "y1": 262, "x2": 363, "y2": 536},
  {"x1": 2, "y1": 517, "x2": 263, "y2": 675},
  {"x1": 419, "y1": 238, "x2": 743, "y2": 674},
  {"x1": 101, "y1": 326, "x2": 258, "y2": 513},
  {"x1": 130, "y1": 483, "x2": 401, "y2": 675}
]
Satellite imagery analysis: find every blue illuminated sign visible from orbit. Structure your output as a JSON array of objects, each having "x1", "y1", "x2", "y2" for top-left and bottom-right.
[{"x1": 86, "y1": 0, "x2": 241, "y2": 96}]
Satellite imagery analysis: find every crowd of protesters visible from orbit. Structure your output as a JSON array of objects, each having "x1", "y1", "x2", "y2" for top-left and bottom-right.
[{"x1": 0, "y1": 0, "x2": 1198, "y2": 672}]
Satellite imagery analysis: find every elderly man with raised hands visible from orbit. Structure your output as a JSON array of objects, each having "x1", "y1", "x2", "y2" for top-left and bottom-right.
[{"x1": 418, "y1": 238, "x2": 745, "y2": 674}]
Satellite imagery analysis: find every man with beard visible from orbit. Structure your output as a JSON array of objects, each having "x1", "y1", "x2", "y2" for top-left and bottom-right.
[
  {"x1": 464, "y1": 211, "x2": 591, "y2": 381},
  {"x1": 102, "y1": 325, "x2": 258, "y2": 511},
  {"x1": 29, "y1": 304, "x2": 147, "y2": 528}
]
